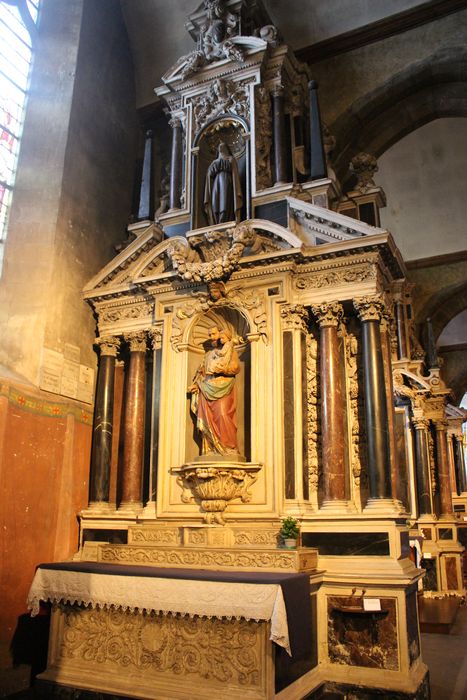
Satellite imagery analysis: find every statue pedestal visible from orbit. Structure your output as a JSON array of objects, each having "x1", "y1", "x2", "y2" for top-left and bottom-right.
[{"x1": 172, "y1": 461, "x2": 262, "y2": 524}]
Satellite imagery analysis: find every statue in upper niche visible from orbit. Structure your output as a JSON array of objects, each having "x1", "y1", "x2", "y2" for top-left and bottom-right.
[
  {"x1": 202, "y1": 0, "x2": 238, "y2": 60},
  {"x1": 204, "y1": 142, "x2": 243, "y2": 225}
]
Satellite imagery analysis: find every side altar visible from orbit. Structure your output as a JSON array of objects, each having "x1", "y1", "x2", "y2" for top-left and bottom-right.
[{"x1": 28, "y1": 1, "x2": 459, "y2": 698}]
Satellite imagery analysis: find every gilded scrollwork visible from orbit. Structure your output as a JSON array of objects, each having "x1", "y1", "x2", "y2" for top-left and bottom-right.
[{"x1": 59, "y1": 606, "x2": 261, "y2": 686}]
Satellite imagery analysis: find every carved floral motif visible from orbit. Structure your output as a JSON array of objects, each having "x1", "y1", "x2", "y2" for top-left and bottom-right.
[
  {"x1": 59, "y1": 606, "x2": 261, "y2": 686},
  {"x1": 306, "y1": 333, "x2": 319, "y2": 495},
  {"x1": 295, "y1": 264, "x2": 376, "y2": 290}
]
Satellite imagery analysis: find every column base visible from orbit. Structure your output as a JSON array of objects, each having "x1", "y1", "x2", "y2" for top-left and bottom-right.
[
  {"x1": 83, "y1": 501, "x2": 115, "y2": 516},
  {"x1": 117, "y1": 501, "x2": 144, "y2": 516},
  {"x1": 363, "y1": 497, "x2": 402, "y2": 515},
  {"x1": 320, "y1": 499, "x2": 353, "y2": 513}
]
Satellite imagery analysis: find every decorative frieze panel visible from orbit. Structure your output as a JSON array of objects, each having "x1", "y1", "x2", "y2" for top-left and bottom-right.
[
  {"x1": 190, "y1": 78, "x2": 251, "y2": 134},
  {"x1": 98, "y1": 544, "x2": 318, "y2": 573},
  {"x1": 57, "y1": 605, "x2": 263, "y2": 687},
  {"x1": 97, "y1": 300, "x2": 155, "y2": 328}
]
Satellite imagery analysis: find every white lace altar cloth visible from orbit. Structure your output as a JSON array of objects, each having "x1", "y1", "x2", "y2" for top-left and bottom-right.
[{"x1": 27, "y1": 568, "x2": 291, "y2": 653}]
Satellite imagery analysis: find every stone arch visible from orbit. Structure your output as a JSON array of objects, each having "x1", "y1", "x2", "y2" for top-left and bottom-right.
[{"x1": 332, "y1": 46, "x2": 467, "y2": 179}]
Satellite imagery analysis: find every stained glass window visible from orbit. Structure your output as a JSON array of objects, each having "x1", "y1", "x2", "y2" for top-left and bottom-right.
[{"x1": 0, "y1": 0, "x2": 40, "y2": 267}]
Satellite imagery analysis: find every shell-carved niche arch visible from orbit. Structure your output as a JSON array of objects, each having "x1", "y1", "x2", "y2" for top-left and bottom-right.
[
  {"x1": 192, "y1": 115, "x2": 250, "y2": 229},
  {"x1": 185, "y1": 305, "x2": 252, "y2": 463}
]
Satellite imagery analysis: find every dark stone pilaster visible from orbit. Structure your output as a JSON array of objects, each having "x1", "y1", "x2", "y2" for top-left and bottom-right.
[
  {"x1": 434, "y1": 420, "x2": 453, "y2": 517},
  {"x1": 312, "y1": 302, "x2": 346, "y2": 503},
  {"x1": 169, "y1": 116, "x2": 183, "y2": 210},
  {"x1": 272, "y1": 87, "x2": 287, "y2": 185},
  {"x1": 89, "y1": 337, "x2": 120, "y2": 506},
  {"x1": 120, "y1": 332, "x2": 147, "y2": 509},
  {"x1": 412, "y1": 417, "x2": 432, "y2": 516},
  {"x1": 354, "y1": 297, "x2": 392, "y2": 501},
  {"x1": 395, "y1": 301, "x2": 409, "y2": 360},
  {"x1": 137, "y1": 130, "x2": 154, "y2": 220},
  {"x1": 454, "y1": 435, "x2": 466, "y2": 494},
  {"x1": 308, "y1": 80, "x2": 327, "y2": 180}
]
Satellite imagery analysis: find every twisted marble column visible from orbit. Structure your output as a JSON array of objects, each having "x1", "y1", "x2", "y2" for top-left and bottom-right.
[
  {"x1": 120, "y1": 332, "x2": 147, "y2": 511},
  {"x1": 354, "y1": 296, "x2": 392, "y2": 503},
  {"x1": 89, "y1": 336, "x2": 120, "y2": 507},
  {"x1": 412, "y1": 417, "x2": 432, "y2": 517},
  {"x1": 312, "y1": 301, "x2": 346, "y2": 505},
  {"x1": 434, "y1": 419, "x2": 453, "y2": 518}
]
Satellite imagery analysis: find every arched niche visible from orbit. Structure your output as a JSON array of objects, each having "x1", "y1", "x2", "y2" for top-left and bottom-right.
[
  {"x1": 192, "y1": 116, "x2": 250, "y2": 229},
  {"x1": 185, "y1": 305, "x2": 251, "y2": 462}
]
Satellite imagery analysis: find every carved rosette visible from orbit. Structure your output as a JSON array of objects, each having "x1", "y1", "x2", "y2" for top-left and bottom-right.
[
  {"x1": 280, "y1": 304, "x2": 309, "y2": 332},
  {"x1": 172, "y1": 463, "x2": 262, "y2": 524},
  {"x1": 354, "y1": 295, "x2": 386, "y2": 322},
  {"x1": 97, "y1": 336, "x2": 121, "y2": 357},
  {"x1": 311, "y1": 301, "x2": 343, "y2": 328},
  {"x1": 125, "y1": 331, "x2": 147, "y2": 353}
]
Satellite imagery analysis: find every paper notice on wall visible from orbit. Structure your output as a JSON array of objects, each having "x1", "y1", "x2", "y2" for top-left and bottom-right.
[
  {"x1": 39, "y1": 348, "x2": 64, "y2": 394},
  {"x1": 77, "y1": 365, "x2": 95, "y2": 404},
  {"x1": 64, "y1": 343, "x2": 81, "y2": 364},
  {"x1": 363, "y1": 598, "x2": 381, "y2": 612},
  {"x1": 39, "y1": 347, "x2": 94, "y2": 404},
  {"x1": 60, "y1": 359, "x2": 80, "y2": 399}
]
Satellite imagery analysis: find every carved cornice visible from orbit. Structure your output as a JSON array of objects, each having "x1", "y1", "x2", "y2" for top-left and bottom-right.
[
  {"x1": 125, "y1": 331, "x2": 147, "y2": 353},
  {"x1": 354, "y1": 295, "x2": 386, "y2": 322},
  {"x1": 97, "y1": 336, "x2": 120, "y2": 357},
  {"x1": 311, "y1": 301, "x2": 344, "y2": 328},
  {"x1": 280, "y1": 303, "x2": 309, "y2": 331}
]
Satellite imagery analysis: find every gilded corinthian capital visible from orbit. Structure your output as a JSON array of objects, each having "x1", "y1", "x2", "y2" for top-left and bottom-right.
[
  {"x1": 97, "y1": 336, "x2": 120, "y2": 357},
  {"x1": 353, "y1": 295, "x2": 386, "y2": 322},
  {"x1": 311, "y1": 301, "x2": 343, "y2": 328},
  {"x1": 124, "y1": 331, "x2": 147, "y2": 353}
]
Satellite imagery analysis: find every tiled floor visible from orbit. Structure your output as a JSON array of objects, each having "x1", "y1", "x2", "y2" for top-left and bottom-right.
[{"x1": 1, "y1": 604, "x2": 466, "y2": 699}]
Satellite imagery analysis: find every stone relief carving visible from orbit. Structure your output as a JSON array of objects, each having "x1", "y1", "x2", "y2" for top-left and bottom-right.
[
  {"x1": 306, "y1": 333, "x2": 319, "y2": 496},
  {"x1": 59, "y1": 606, "x2": 261, "y2": 686},
  {"x1": 100, "y1": 545, "x2": 311, "y2": 571},
  {"x1": 124, "y1": 331, "x2": 147, "y2": 353},
  {"x1": 254, "y1": 86, "x2": 272, "y2": 190},
  {"x1": 179, "y1": 1, "x2": 245, "y2": 81},
  {"x1": 427, "y1": 430, "x2": 437, "y2": 496},
  {"x1": 97, "y1": 336, "x2": 121, "y2": 357},
  {"x1": 233, "y1": 530, "x2": 279, "y2": 547},
  {"x1": 191, "y1": 78, "x2": 250, "y2": 134},
  {"x1": 350, "y1": 152, "x2": 379, "y2": 193},
  {"x1": 149, "y1": 325, "x2": 163, "y2": 351},
  {"x1": 345, "y1": 331, "x2": 366, "y2": 490},
  {"x1": 295, "y1": 263, "x2": 377, "y2": 290},
  {"x1": 130, "y1": 528, "x2": 179, "y2": 545},
  {"x1": 172, "y1": 463, "x2": 261, "y2": 524},
  {"x1": 280, "y1": 304, "x2": 309, "y2": 332},
  {"x1": 167, "y1": 223, "x2": 256, "y2": 284},
  {"x1": 99, "y1": 301, "x2": 154, "y2": 326}
]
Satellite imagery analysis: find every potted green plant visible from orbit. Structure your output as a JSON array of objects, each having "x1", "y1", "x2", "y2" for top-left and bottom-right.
[{"x1": 280, "y1": 516, "x2": 300, "y2": 549}]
